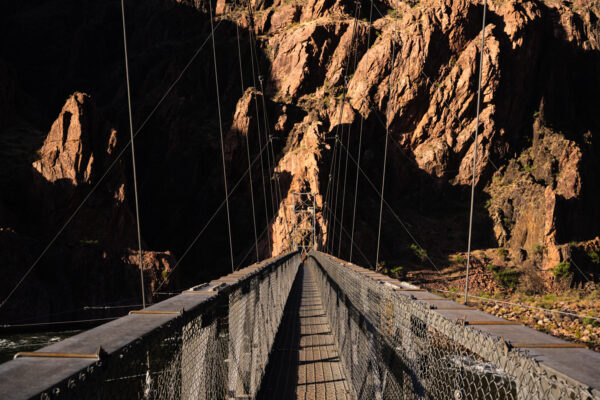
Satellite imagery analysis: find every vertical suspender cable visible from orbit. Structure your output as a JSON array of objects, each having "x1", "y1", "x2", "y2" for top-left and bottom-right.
[
  {"x1": 247, "y1": 5, "x2": 273, "y2": 255},
  {"x1": 234, "y1": 0, "x2": 259, "y2": 262},
  {"x1": 325, "y1": 135, "x2": 339, "y2": 252},
  {"x1": 209, "y1": 0, "x2": 235, "y2": 272},
  {"x1": 258, "y1": 77, "x2": 292, "y2": 252},
  {"x1": 331, "y1": 111, "x2": 345, "y2": 255},
  {"x1": 337, "y1": 5, "x2": 360, "y2": 258},
  {"x1": 331, "y1": 133, "x2": 342, "y2": 254},
  {"x1": 120, "y1": 0, "x2": 146, "y2": 308},
  {"x1": 350, "y1": 0, "x2": 374, "y2": 263},
  {"x1": 465, "y1": 0, "x2": 487, "y2": 304},
  {"x1": 375, "y1": 0, "x2": 400, "y2": 269},
  {"x1": 258, "y1": 75, "x2": 278, "y2": 221},
  {"x1": 323, "y1": 138, "x2": 337, "y2": 251}
]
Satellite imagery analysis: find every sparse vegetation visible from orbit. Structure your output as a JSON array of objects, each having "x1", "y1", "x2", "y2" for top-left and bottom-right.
[
  {"x1": 452, "y1": 254, "x2": 467, "y2": 264},
  {"x1": 486, "y1": 264, "x2": 520, "y2": 290},
  {"x1": 587, "y1": 251, "x2": 600, "y2": 264},
  {"x1": 390, "y1": 265, "x2": 402, "y2": 273},
  {"x1": 497, "y1": 247, "x2": 509, "y2": 260},
  {"x1": 552, "y1": 261, "x2": 572, "y2": 280},
  {"x1": 520, "y1": 164, "x2": 536, "y2": 173},
  {"x1": 387, "y1": 9, "x2": 401, "y2": 18},
  {"x1": 409, "y1": 244, "x2": 428, "y2": 262},
  {"x1": 79, "y1": 239, "x2": 99, "y2": 245}
]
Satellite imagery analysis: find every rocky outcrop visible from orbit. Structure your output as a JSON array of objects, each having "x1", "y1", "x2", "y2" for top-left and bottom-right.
[
  {"x1": 32, "y1": 92, "x2": 118, "y2": 186},
  {"x1": 485, "y1": 120, "x2": 584, "y2": 269},
  {"x1": 123, "y1": 249, "x2": 177, "y2": 297},
  {"x1": 272, "y1": 115, "x2": 327, "y2": 254},
  {"x1": 266, "y1": 19, "x2": 370, "y2": 99},
  {"x1": 2, "y1": 0, "x2": 600, "y2": 321},
  {"x1": 29, "y1": 92, "x2": 137, "y2": 250}
]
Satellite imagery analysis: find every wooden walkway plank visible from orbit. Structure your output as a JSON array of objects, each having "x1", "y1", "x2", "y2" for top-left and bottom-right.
[{"x1": 257, "y1": 264, "x2": 351, "y2": 400}]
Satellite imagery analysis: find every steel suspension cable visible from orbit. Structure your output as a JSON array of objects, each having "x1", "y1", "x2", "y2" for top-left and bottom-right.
[
  {"x1": 323, "y1": 135, "x2": 338, "y2": 251},
  {"x1": 245, "y1": 6, "x2": 277, "y2": 220},
  {"x1": 233, "y1": 0, "x2": 259, "y2": 262},
  {"x1": 337, "y1": 4, "x2": 361, "y2": 258},
  {"x1": 330, "y1": 113, "x2": 346, "y2": 254},
  {"x1": 245, "y1": 4, "x2": 292, "y2": 252},
  {"x1": 153, "y1": 139, "x2": 271, "y2": 293},
  {"x1": 120, "y1": 0, "x2": 146, "y2": 309},
  {"x1": 375, "y1": 1, "x2": 400, "y2": 269},
  {"x1": 465, "y1": 0, "x2": 487, "y2": 304},
  {"x1": 333, "y1": 128, "x2": 345, "y2": 256},
  {"x1": 337, "y1": 135, "x2": 450, "y2": 281},
  {"x1": 246, "y1": 4, "x2": 273, "y2": 255},
  {"x1": 257, "y1": 77, "x2": 292, "y2": 252},
  {"x1": 209, "y1": 0, "x2": 234, "y2": 272},
  {"x1": 350, "y1": 0, "x2": 374, "y2": 263},
  {"x1": 0, "y1": 19, "x2": 223, "y2": 311},
  {"x1": 323, "y1": 203, "x2": 373, "y2": 269},
  {"x1": 235, "y1": 210, "x2": 279, "y2": 270}
]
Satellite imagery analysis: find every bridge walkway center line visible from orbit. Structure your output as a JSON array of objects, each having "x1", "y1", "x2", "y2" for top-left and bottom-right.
[{"x1": 258, "y1": 263, "x2": 352, "y2": 400}]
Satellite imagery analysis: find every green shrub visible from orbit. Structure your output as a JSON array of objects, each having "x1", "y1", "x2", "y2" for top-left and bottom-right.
[
  {"x1": 387, "y1": 9, "x2": 401, "y2": 18},
  {"x1": 390, "y1": 266, "x2": 404, "y2": 274},
  {"x1": 587, "y1": 251, "x2": 600, "y2": 264},
  {"x1": 409, "y1": 244, "x2": 428, "y2": 262},
  {"x1": 552, "y1": 261, "x2": 571, "y2": 279},
  {"x1": 520, "y1": 164, "x2": 535, "y2": 173},
  {"x1": 532, "y1": 243, "x2": 545, "y2": 256},
  {"x1": 486, "y1": 264, "x2": 520, "y2": 289},
  {"x1": 452, "y1": 254, "x2": 467, "y2": 264},
  {"x1": 497, "y1": 247, "x2": 509, "y2": 259}
]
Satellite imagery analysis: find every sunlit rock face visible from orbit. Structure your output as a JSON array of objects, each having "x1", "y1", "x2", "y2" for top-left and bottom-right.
[{"x1": 1, "y1": 0, "x2": 599, "y2": 320}]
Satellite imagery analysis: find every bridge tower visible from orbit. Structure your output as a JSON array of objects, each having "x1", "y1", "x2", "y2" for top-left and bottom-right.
[{"x1": 290, "y1": 192, "x2": 316, "y2": 254}]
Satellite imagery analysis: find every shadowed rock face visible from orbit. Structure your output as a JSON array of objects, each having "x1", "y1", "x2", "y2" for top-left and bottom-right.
[{"x1": 1, "y1": 0, "x2": 599, "y2": 320}]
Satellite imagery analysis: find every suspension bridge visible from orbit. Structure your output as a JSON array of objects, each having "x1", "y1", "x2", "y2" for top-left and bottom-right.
[
  {"x1": 2, "y1": 0, "x2": 600, "y2": 398},
  {"x1": 1, "y1": 249, "x2": 600, "y2": 399}
]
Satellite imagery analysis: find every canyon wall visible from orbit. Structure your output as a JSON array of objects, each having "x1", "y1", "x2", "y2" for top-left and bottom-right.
[{"x1": 1, "y1": 0, "x2": 599, "y2": 321}]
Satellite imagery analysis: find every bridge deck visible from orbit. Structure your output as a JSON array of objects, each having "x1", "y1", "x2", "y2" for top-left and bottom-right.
[{"x1": 258, "y1": 264, "x2": 352, "y2": 400}]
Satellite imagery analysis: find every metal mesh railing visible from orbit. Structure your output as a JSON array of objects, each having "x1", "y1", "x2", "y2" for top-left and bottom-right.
[
  {"x1": 308, "y1": 251, "x2": 600, "y2": 400},
  {"x1": 30, "y1": 251, "x2": 300, "y2": 400}
]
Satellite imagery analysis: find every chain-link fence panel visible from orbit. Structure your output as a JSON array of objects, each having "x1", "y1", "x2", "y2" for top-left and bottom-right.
[
  {"x1": 308, "y1": 251, "x2": 600, "y2": 400},
  {"x1": 2, "y1": 251, "x2": 300, "y2": 400}
]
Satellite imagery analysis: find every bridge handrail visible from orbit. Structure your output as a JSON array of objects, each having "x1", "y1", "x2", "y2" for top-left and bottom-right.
[
  {"x1": 0, "y1": 250, "x2": 301, "y2": 400},
  {"x1": 309, "y1": 250, "x2": 600, "y2": 400}
]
